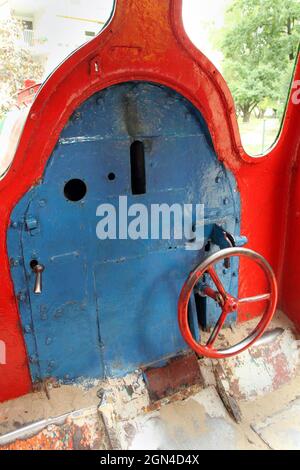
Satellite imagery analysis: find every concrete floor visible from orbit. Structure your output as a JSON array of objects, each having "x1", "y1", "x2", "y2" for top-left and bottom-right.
[
  {"x1": 0, "y1": 311, "x2": 299, "y2": 450},
  {"x1": 115, "y1": 375, "x2": 300, "y2": 450}
]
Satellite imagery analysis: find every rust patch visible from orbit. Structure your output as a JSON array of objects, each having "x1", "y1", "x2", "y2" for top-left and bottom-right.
[
  {"x1": 0, "y1": 412, "x2": 107, "y2": 450},
  {"x1": 144, "y1": 383, "x2": 204, "y2": 413},
  {"x1": 143, "y1": 353, "x2": 204, "y2": 402}
]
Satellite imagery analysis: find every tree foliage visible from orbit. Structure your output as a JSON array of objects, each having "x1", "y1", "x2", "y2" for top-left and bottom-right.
[
  {"x1": 0, "y1": 17, "x2": 44, "y2": 118},
  {"x1": 220, "y1": 0, "x2": 300, "y2": 121}
]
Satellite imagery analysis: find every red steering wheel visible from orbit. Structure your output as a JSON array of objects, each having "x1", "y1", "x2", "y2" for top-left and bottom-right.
[{"x1": 178, "y1": 247, "x2": 278, "y2": 358}]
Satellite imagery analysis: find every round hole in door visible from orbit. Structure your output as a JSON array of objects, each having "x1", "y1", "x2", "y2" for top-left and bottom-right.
[
  {"x1": 64, "y1": 179, "x2": 87, "y2": 201},
  {"x1": 30, "y1": 259, "x2": 38, "y2": 270},
  {"x1": 107, "y1": 172, "x2": 116, "y2": 181}
]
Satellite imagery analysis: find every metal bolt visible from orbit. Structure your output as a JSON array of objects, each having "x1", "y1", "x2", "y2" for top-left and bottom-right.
[
  {"x1": 55, "y1": 308, "x2": 63, "y2": 318},
  {"x1": 10, "y1": 221, "x2": 18, "y2": 229},
  {"x1": 45, "y1": 337, "x2": 52, "y2": 345},
  {"x1": 38, "y1": 199, "x2": 46, "y2": 207},
  {"x1": 48, "y1": 361, "x2": 55, "y2": 370},
  {"x1": 24, "y1": 325, "x2": 32, "y2": 334},
  {"x1": 29, "y1": 355, "x2": 38, "y2": 364},
  {"x1": 18, "y1": 292, "x2": 27, "y2": 302},
  {"x1": 73, "y1": 112, "x2": 81, "y2": 121}
]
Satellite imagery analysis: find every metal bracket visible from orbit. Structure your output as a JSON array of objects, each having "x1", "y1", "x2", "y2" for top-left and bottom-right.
[
  {"x1": 211, "y1": 224, "x2": 248, "y2": 268},
  {"x1": 25, "y1": 216, "x2": 40, "y2": 236}
]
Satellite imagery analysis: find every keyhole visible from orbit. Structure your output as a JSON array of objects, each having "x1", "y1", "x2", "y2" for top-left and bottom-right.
[
  {"x1": 130, "y1": 141, "x2": 146, "y2": 195},
  {"x1": 30, "y1": 259, "x2": 38, "y2": 270}
]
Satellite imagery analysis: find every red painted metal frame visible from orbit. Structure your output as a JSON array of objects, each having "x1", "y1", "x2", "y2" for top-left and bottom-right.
[{"x1": 0, "y1": 0, "x2": 299, "y2": 401}]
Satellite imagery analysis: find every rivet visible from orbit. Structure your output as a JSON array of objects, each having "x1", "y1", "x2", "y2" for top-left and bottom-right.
[
  {"x1": 29, "y1": 355, "x2": 38, "y2": 364},
  {"x1": 10, "y1": 221, "x2": 18, "y2": 229},
  {"x1": 55, "y1": 308, "x2": 63, "y2": 318},
  {"x1": 18, "y1": 292, "x2": 26, "y2": 302},
  {"x1": 24, "y1": 325, "x2": 32, "y2": 334},
  {"x1": 39, "y1": 199, "x2": 46, "y2": 207},
  {"x1": 45, "y1": 337, "x2": 52, "y2": 345},
  {"x1": 11, "y1": 258, "x2": 19, "y2": 267},
  {"x1": 73, "y1": 112, "x2": 81, "y2": 121},
  {"x1": 48, "y1": 360, "x2": 55, "y2": 370}
]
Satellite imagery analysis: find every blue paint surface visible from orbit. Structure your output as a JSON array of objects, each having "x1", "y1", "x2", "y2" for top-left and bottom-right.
[{"x1": 8, "y1": 82, "x2": 240, "y2": 382}]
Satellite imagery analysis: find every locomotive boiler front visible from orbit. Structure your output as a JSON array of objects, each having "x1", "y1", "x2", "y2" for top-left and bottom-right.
[{"x1": 0, "y1": 0, "x2": 286, "y2": 404}]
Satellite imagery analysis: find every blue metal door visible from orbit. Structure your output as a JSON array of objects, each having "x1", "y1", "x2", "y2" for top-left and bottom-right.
[{"x1": 8, "y1": 82, "x2": 240, "y2": 384}]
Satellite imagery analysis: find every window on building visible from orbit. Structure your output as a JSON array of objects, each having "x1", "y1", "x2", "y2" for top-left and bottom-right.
[
  {"x1": 85, "y1": 31, "x2": 96, "y2": 38},
  {"x1": 21, "y1": 19, "x2": 34, "y2": 47},
  {"x1": 22, "y1": 20, "x2": 33, "y2": 31}
]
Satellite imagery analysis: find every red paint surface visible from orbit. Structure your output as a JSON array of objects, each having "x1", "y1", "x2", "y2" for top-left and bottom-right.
[
  {"x1": 281, "y1": 145, "x2": 300, "y2": 330},
  {"x1": 0, "y1": 0, "x2": 299, "y2": 401}
]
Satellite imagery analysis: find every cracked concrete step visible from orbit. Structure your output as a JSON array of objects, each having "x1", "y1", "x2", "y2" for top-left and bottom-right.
[
  {"x1": 251, "y1": 397, "x2": 300, "y2": 450},
  {"x1": 100, "y1": 385, "x2": 266, "y2": 450}
]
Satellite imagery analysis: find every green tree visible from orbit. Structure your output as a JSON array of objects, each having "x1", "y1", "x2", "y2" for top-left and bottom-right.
[
  {"x1": 0, "y1": 17, "x2": 44, "y2": 118},
  {"x1": 220, "y1": 0, "x2": 300, "y2": 122}
]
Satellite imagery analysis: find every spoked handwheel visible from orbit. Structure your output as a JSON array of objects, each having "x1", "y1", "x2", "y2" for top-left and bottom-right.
[{"x1": 178, "y1": 247, "x2": 278, "y2": 358}]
